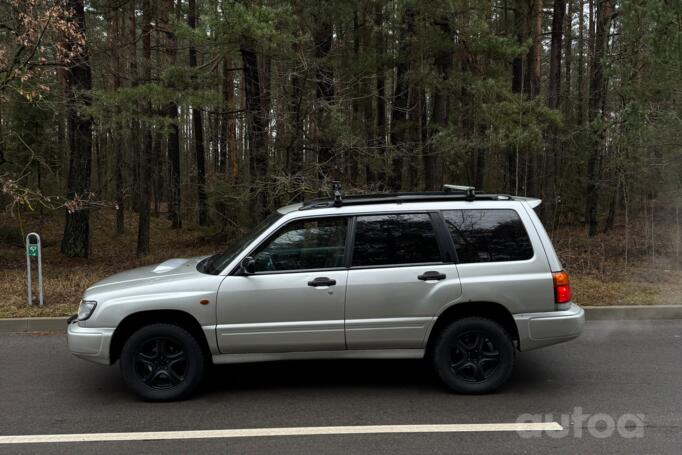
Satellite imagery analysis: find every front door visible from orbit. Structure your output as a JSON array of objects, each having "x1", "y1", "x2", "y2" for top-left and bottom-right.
[{"x1": 216, "y1": 216, "x2": 349, "y2": 354}]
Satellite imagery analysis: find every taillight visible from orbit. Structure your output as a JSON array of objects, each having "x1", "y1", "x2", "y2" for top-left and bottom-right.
[{"x1": 552, "y1": 271, "x2": 572, "y2": 304}]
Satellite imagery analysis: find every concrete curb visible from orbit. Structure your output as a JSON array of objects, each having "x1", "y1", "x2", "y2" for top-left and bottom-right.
[
  {"x1": 0, "y1": 317, "x2": 69, "y2": 333},
  {"x1": 1, "y1": 305, "x2": 682, "y2": 333},
  {"x1": 583, "y1": 305, "x2": 682, "y2": 321}
]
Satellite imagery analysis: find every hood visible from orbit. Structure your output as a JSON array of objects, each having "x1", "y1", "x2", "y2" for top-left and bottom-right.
[
  {"x1": 86, "y1": 257, "x2": 207, "y2": 294},
  {"x1": 80, "y1": 256, "x2": 222, "y2": 327}
]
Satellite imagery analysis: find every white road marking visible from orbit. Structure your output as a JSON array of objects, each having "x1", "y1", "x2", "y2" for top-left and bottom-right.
[{"x1": 0, "y1": 423, "x2": 562, "y2": 444}]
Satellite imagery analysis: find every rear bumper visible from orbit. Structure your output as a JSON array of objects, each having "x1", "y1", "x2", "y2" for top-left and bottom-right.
[
  {"x1": 513, "y1": 302, "x2": 584, "y2": 351},
  {"x1": 67, "y1": 319, "x2": 114, "y2": 365}
]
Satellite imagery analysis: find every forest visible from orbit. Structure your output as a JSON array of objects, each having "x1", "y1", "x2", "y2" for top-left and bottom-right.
[{"x1": 1, "y1": 0, "x2": 681, "y2": 314}]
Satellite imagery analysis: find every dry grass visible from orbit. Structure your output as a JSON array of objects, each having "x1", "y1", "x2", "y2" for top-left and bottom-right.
[
  {"x1": 1, "y1": 209, "x2": 681, "y2": 318},
  {"x1": 552, "y1": 220, "x2": 682, "y2": 306},
  {"x1": 1, "y1": 209, "x2": 220, "y2": 318},
  {"x1": 571, "y1": 272, "x2": 682, "y2": 306}
]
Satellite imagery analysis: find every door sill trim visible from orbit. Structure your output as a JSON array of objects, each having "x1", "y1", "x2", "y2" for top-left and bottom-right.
[{"x1": 212, "y1": 349, "x2": 424, "y2": 365}]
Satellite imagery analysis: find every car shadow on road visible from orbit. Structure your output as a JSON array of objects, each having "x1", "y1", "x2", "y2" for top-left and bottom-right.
[
  {"x1": 205, "y1": 359, "x2": 436, "y2": 392},
  {"x1": 58, "y1": 348, "x2": 558, "y2": 404},
  {"x1": 198, "y1": 352, "x2": 554, "y2": 397}
]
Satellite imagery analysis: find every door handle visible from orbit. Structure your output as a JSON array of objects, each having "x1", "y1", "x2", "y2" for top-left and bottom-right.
[
  {"x1": 418, "y1": 271, "x2": 446, "y2": 281},
  {"x1": 308, "y1": 277, "x2": 337, "y2": 287}
]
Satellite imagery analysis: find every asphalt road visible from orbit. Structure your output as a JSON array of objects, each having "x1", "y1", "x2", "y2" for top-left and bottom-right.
[{"x1": 1, "y1": 320, "x2": 681, "y2": 454}]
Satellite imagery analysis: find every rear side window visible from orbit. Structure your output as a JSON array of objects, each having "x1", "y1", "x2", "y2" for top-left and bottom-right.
[
  {"x1": 442, "y1": 209, "x2": 533, "y2": 263},
  {"x1": 352, "y1": 213, "x2": 441, "y2": 267}
]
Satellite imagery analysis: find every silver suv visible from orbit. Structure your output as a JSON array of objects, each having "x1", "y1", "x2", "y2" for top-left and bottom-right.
[{"x1": 68, "y1": 185, "x2": 584, "y2": 401}]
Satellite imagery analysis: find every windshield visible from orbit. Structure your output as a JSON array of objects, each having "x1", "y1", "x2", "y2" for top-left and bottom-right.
[{"x1": 197, "y1": 212, "x2": 284, "y2": 275}]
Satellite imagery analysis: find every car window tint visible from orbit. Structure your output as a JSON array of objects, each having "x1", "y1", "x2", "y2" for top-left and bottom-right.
[
  {"x1": 253, "y1": 217, "x2": 347, "y2": 272},
  {"x1": 352, "y1": 213, "x2": 441, "y2": 267},
  {"x1": 442, "y1": 209, "x2": 533, "y2": 263}
]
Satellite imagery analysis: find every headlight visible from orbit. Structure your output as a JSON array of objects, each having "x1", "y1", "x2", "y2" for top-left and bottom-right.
[{"x1": 77, "y1": 300, "x2": 97, "y2": 321}]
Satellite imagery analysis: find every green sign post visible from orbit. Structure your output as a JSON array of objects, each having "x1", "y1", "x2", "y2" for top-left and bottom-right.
[{"x1": 26, "y1": 232, "x2": 44, "y2": 306}]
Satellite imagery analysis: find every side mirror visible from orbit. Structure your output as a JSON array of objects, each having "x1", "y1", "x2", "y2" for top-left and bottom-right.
[{"x1": 241, "y1": 256, "x2": 256, "y2": 275}]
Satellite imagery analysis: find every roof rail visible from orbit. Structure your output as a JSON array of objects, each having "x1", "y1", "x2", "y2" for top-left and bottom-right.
[{"x1": 298, "y1": 183, "x2": 514, "y2": 211}]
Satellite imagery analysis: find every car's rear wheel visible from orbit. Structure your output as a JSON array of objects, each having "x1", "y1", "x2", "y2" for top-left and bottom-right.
[
  {"x1": 432, "y1": 317, "x2": 515, "y2": 394},
  {"x1": 120, "y1": 323, "x2": 205, "y2": 401}
]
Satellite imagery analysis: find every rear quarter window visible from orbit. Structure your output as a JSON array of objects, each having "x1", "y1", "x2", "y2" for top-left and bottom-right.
[{"x1": 442, "y1": 209, "x2": 533, "y2": 263}]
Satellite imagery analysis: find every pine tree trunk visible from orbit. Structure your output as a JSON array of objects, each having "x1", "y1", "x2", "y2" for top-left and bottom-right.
[
  {"x1": 577, "y1": 0, "x2": 586, "y2": 125},
  {"x1": 363, "y1": 73, "x2": 375, "y2": 187},
  {"x1": 189, "y1": 0, "x2": 208, "y2": 226},
  {"x1": 474, "y1": 141, "x2": 486, "y2": 189},
  {"x1": 218, "y1": 58, "x2": 229, "y2": 175},
  {"x1": 111, "y1": 7, "x2": 125, "y2": 234},
  {"x1": 564, "y1": 0, "x2": 574, "y2": 115},
  {"x1": 548, "y1": 0, "x2": 566, "y2": 110},
  {"x1": 221, "y1": 56, "x2": 239, "y2": 181},
  {"x1": 152, "y1": 129, "x2": 162, "y2": 217},
  {"x1": 128, "y1": 2, "x2": 140, "y2": 214},
  {"x1": 227, "y1": 68, "x2": 239, "y2": 182},
  {"x1": 511, "y1": 0, "x2": 525, "y2": 94},
  {"x1": 137, "y1": 0, "x2": 153, "y2": 257},
  {"x1": 425, "y1": 19, "x2": 452, "y2": 191},
  {"x1": 349, "y1": 9, "x2": 361, "y2": 188},
  {"x1": 418, "y1": 86, "x2": 427, "y2": 189},
  {"x1": 509, "y1": 0, "x2": 528, "y2": 193},
  {"x1": 586, "y1": 0, "x2": 595, "y2": 120},
  {"x1": 162, "y1": 0, "x2": 181, "y2": 229},
  {"x1": 374, "y1": 5, "x2": 386, "y2": 189},
  {"x1": 288, "y1": 5, "x2": 305, "y2": 189},
  {"x1": 525, "y1": 0, "x2": 543, "y2": 197},
  {"x1": 530, "y1": 0, "x2": 543, "y2": 98},
  {"x1": 287, "y1": 38, "x2": 304, "y2": 185},
  {"x1": 61, "y1": 0, "x2": 92, "y2": 258},
  {"x1": 152, "y1": 21, "x2": 163, "y2": 218},
  {"x1": 313, "y1": 16, "x2": 335, "y2": 183},
  {"x1": 585, "y1": 0, "x2": 614, "y2": 236},
  {"x1": 241, "y1": 43, "x2": 269, "y2": 224},
  {"x1": 545, "y1": 0, "x2": 566, "y2": 225},
  {"x1": 388, "y1": 8, "x2": 414, "y2": 191}
]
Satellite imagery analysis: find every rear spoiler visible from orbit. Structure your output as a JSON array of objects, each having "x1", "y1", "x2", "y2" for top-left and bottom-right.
[{"x1": 513, "y1": 196, "x2": 542, "y2": 208}]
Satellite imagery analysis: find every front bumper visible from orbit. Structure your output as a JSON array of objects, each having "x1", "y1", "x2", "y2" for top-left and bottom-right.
[
  {"x1": 67, "y1": 318, "x2": 115, "y2": 365},
  {"x1": 513, "y1": 302, "x2": 585, "y2": 351}
]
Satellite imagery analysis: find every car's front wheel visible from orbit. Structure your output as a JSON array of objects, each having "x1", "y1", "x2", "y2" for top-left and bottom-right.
[
  {"x1": 432, "y1": 317, "x2": 515, "y2": 394},
  {"x1": 120, "y1": 323, "x2": 205, "y2": 401}
]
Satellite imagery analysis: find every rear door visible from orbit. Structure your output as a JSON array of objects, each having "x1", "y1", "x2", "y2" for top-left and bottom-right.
[{"x1": 345, "y1": 212, "x2": 461, "y2": 350}]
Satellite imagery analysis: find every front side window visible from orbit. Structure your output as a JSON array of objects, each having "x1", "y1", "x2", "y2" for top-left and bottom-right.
[
  {"x1": 252, "y1": 217, "x2": 348, "y2": 272},
  {"x1": 352, "y1": 213, "x2": 441, "y2": 267},
  {"x1": 442, "y1": 209, "x2": 533, "y2": 263},
  {"x1": 198, "y1": 212, "x2": 283, "y2": 274}
]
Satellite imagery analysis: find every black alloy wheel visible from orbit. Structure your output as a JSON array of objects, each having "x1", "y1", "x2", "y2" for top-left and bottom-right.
[
  {"x1": 120, "y1": 323, "x2": 205, "y2": 401},
  {"x1": 448, "y1": 330, "x2": 502, "y2": 383},
  {"x1": 432, "y1": 317, "x2": 515, "y2": 394},
  {"x1": 134, "y1": 337, "x2": 188, "y2": 390}
]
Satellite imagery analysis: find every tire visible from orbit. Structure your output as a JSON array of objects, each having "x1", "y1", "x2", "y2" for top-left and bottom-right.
[
  {"x1": 431, "y1": 317, "x2": 515, "y2": 394},
  {"x1": 120, "y1": 323, "x2": 205, "y2": 401}
]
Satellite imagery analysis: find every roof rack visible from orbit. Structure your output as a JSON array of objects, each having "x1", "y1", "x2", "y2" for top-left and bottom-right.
[
  {"x1": 331, "y1": 181, "x2": 343, "y2": 207},
  {"x1": 299, "y1": 184, "x2": 513, "y2": 211}
]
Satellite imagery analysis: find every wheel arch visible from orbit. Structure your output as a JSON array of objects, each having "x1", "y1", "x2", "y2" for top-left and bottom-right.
[
  {"x1": 425, "y1": 302, "x2": 519, "y2": 355},
  {"x1": 109, "y1": 310, "x2": 212, "y2": 364}
]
